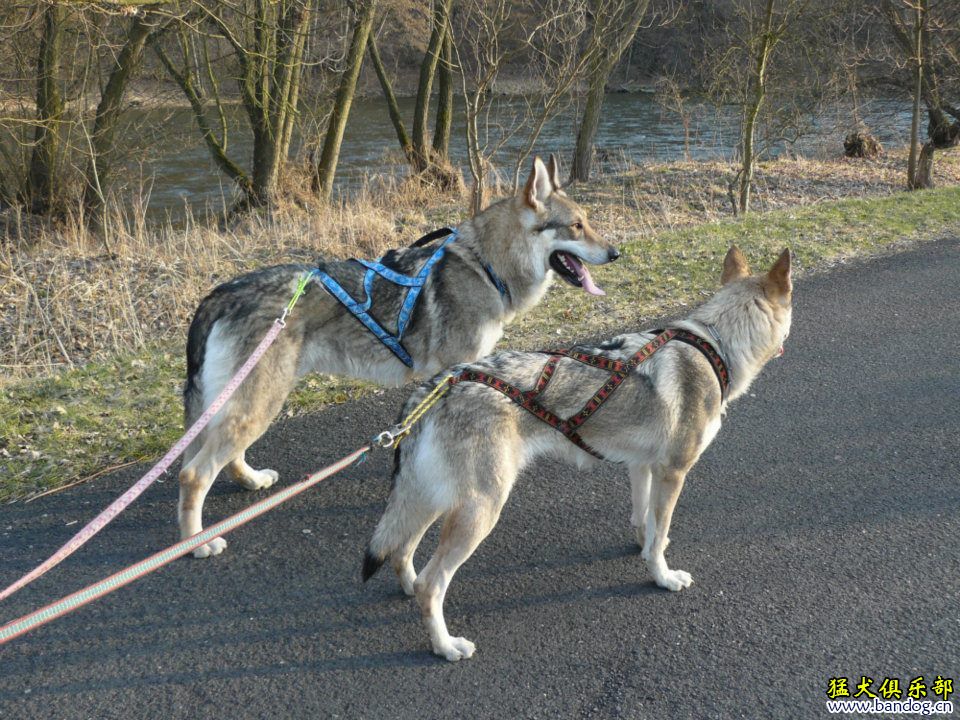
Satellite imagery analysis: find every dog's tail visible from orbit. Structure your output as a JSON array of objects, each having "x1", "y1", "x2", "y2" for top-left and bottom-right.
[
  {"x1": 362, "y1": 421, "x2": 446, "y2": 583},
  {"x1": 363, "y1": 379, "x2": 455, "y2": 582},
  {"x1": 361, "y1": 547, "x2": 386, "y2": 582},
  {"x1": 183, "y1": 290, "x2": 224, "y2": 429},
  {"x1": 362, "y1": 445, "x2": 403, "y2": 581}
]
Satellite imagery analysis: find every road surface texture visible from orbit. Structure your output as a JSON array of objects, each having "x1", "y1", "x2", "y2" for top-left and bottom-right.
[{"x1": 0, "y1": 238, "x2": 957, "y2": 719}]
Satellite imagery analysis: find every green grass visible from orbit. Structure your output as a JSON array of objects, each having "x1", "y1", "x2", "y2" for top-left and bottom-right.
[
  {"x1": 2, "y1": 185, "x2": 959, "y2": 501},
  {"x1": 0, "y1": 352, "x2": 376, "y2": 502},
  {"x1": 505, "y1": 184, "x2": 960, "y2": 350}
]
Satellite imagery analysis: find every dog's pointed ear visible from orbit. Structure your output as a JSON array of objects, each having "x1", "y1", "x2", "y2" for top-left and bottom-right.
[
  {"x1": 524, "y1": 156, "x2": 553, "y2": 209},
  {"x1": 721, "y1": 245, "x2": 751, "y2": 284},
  {"x1": 766, "y1": 248, "x2": 792, "y2": 296},
  {"x1": 547, "y1": 153, "x2": 566, "y2": 195}
]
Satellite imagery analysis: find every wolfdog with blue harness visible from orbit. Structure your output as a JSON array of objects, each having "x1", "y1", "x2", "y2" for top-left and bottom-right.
[{"x1": 178, "y1": 155, "x2": 619, "y2": 557}]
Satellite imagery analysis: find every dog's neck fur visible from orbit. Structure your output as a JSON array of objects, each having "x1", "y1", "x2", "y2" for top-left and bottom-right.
[
  {"x1": 679, "y1": 278, "x2": 790, "y2": 403},
  {"x1": 454, "y1": 197, "x2": 553, "y2": 318}
]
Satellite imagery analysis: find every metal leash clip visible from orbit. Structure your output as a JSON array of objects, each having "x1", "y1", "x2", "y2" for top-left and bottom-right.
[{"x1": 373, "y1": 427, "x2": 402, "y2": 449}]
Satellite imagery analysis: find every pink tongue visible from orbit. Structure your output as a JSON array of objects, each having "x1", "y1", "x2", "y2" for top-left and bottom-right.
[{"x1": 572, "y1": 259, "x2": 605, "y2": 296}]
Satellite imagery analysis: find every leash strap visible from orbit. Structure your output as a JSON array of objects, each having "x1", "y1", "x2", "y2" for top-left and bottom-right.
[
  {"x1": 0, "y1": 446, "x2": 370, "y2": 645},
  {"x1": 313, "y1": 230, "x2": 458, "y2": 368},
  {"x1": 0, "y1": 271, "x2": 317, "y2": 603},
  {"x1": 374, "y1": 374, "x2": 457, "y2": 449}
]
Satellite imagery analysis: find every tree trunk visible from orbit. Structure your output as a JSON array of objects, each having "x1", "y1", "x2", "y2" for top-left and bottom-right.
[
  {"x1": 465, "y1": 93, "x2": 486, "y2": 215},
  {"x1": 250, "y1": 126, "x2": 278, "y2": 206},
  {"x1": 907, "y1": 0, "x2": 924, "y2": 189},
  {"x1": 261, "y1": 0, "x2": 309, "y2": 201},
  {"x1": 368, "y1": 33, "x2": 413, "y2": 162},
  {"x1": 83, "y1": 14, "x2": 156, "y2": 221},
  {"x1": 278, "y1": 3, "x2": 309, "y2": 177},
  {"x1": 432, "y1": 26, "x2": 453, "y2": 161},
  {"x1": 313, "y1": 0, "x2": 378, "y2": 200},
  {"x1": 411, "y1": 0, "x2": 452, "y2": 172},
  {"x1": 23, "y1": 4, "x2": 65, "y2": 215},
  {"x1": 914, "y1": 141, "x2": 935, "y2": 188},
  {"x1": 152, "y1": 41, "x2": 253, "y2": 195},
  {"x1": 570, "y1": 67, "x2": 607, "y2": 183},
  {"x1": 737, "y1": 0, "x2": 776, "y2": 215},
  {"x1": 570, "y1": 72, "x2": 607, "y2": 182},
  {"x1": 569, "y1": 0, "x2": 651, "y2": 184}
]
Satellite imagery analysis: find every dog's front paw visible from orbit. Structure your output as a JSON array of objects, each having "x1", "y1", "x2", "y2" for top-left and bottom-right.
[
  {"x1": 433, "y1": 636, "x2": 476, "y2": 662},
  {"x1": 192, "y1": 537, "x2": 228, "y2": 558},
  {"x1": 655, "y1": 568, "x2": 693, "y2": 592}
]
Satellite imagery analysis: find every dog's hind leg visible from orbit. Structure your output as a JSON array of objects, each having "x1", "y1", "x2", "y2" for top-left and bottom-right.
[
  {"x1": 179, "y1": 372, "x2": 294, "y2": 558},
  {"x1": 227, "y1": 452, "x2": 279, "y2": 491},
  {"x1": 391, "y1": 508, "x2": 441, "y2": 597},
  {"x1": 221, "y1": 341, "x2": 299, "y2": 492},
  {"x1": 629, "y1": 464, "x2": 652, "y2": 549},
  {"x1": 178, "y1": 430, "x2": 243, "y2": 558},
  {"x1": 643, "y1": 466, "x2": 693, "y2": 591},
  {"x1": 414, "y1": 496, "x2": 507, "y2": 662}
]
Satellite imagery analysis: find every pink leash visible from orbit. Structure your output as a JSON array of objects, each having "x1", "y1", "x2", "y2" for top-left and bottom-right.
[
  {"x1": 0, "y1": 271, "x2": 315, "y2": 602},
  {"x1": 0, "y1": 320, "x2": 284, "y2": 602},
  {"x1": 0, "y1": 445, "x2": 370, "y2": 644}
]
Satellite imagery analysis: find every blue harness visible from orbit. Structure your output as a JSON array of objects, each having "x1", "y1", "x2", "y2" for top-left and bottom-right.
[{"x1": 312, "y1": 228, "x2": 507, "y2": 368}]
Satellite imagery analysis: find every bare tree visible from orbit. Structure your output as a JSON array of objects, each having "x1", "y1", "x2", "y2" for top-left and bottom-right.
[
  {"x1": 568, "y1": 0, "x2": 652, "y2": 183},
  {"x1": 1, "y1": 2, "x2": 175, "y2": 222},
  {"x1": 155, "y1": 0, "x2": 312, "y2": 210},
  {"x1": 314, "y1": 0, "x2": 378, "y2": 200},
  {"x1": 453, "y1": 0, "x2": 597, "y2": 213},
  {"x1": 736, "y1": 0, "x2": 776, "y2": 214},
  {"x1": 655, "y1": 74, "x2": 693, "y2": 160},
  {"x1": 431, "y1": 24, "x2": 454, "y2": 163},
  {"x1": 83, "y1": 10, "x2": 174, "y2": 222},
  {"x1": 411, "y1": 0, "x2": 453, "y2": 173},
  {"x1": 907, "y1": 0, "x2": 925, "y2": 188},
  {"x1": 695, "y1": 0, "x2": 810, "y2": 214},
  {"x1": 507, "y1": 0, "x2": 594, "y2": 192},
  {"x1": 452, "y1": 0, "x2": 510, "y2": 214},
  {"x1": 881, "y1": 0, "x2": 960, "y2": 189},
  {"x1": 21, "y1": 3, "x2": 66, "y2": 215},
  {"x1": 367, "y1": 29, "x2": 414, "y2": 162}
]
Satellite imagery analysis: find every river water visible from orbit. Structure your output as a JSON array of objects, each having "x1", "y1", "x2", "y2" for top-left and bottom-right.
[{"x1": 116, "y1": 92, "x2": 913, "y2": 219}]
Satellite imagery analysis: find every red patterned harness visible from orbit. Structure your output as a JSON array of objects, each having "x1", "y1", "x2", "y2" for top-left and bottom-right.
[{"x1": 450, "y1": 328, "x2": 730, "y2": 460}]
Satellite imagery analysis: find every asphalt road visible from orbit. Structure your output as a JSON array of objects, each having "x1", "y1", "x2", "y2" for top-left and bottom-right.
[{"x1": 0, "y1": 239, "x2": 957, "y2": 720}]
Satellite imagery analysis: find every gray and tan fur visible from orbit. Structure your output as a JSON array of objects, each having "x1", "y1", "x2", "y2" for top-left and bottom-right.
[
  {"x1": 362, "y1": 246, "x2": 793, "y2": 661},
  {"x1": 179, "y1": 155, "x2": 618, "y2": 557}
]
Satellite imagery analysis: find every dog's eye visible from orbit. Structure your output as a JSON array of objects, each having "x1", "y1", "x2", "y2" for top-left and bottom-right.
[{"x1": 572, "y1": 222, "x2": 583, "y2": 231}]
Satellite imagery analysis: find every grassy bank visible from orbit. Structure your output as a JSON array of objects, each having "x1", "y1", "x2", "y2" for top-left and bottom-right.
[
  {"x1": 3, "y1": 160, "x2": 960, "y2": 501},
  {"x1": 505, "y1": 184, "x2": 960, "y2": 351}
]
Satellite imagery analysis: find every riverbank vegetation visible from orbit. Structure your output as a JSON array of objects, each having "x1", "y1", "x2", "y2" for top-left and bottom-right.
[
  {"x1": 1, "y1": 0, "x2": 958, "y2": 219},
  {"x1": 2, "y1": 0, "x2": 960, "y2": 499},
  {"x1": 3, "y1": 153, "x2": 960, "y2": 501},
  {"x1": 5, "y1": 147, "x2": 959, "y2": 380}
]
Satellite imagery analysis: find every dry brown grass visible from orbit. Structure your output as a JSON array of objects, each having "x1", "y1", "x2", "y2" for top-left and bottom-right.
[
  {"x1": 0, "y1": 176, "x2": 465, "y2": 380},
  {"x1": 583, "y1": 147, "x2": 960, "y2": 237},
  {"x1": 2, "y1": 147, "x2": 958, "y2": 381}
]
